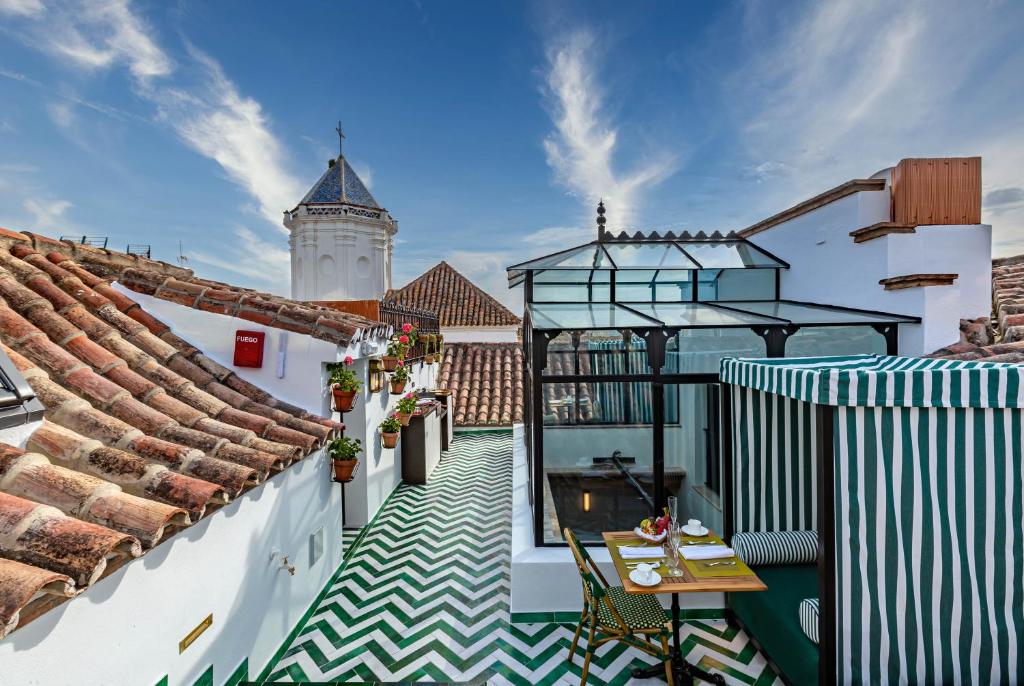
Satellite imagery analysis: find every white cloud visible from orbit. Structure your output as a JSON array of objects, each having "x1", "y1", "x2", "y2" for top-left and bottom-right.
[
  {"x1": 189, "y1": 226, "x2": 290, "y2": 292},
  {"x1": 152, "y1": 47, "x2": 304, "y2": 230},
  {"x1": 46, "y1": 101, "x2": 75, "y2": 129},
  {"x1": 0, "y1": 0, "x2": 44, "y2": 17},
  {"x1": 23, "y1": 196, "x2": 72, "y2": 232},
  {"x1": 523, "y1": 225, "x2": 593, "y2": 247},
  {"x1": 446, "y1": 249, "x2": 522, "y2": 313},
  {"x1": 541, "y1": 29, "x2": 677, "y2": 230},
  {"x1": 17, "y1": 0, "x2": 172, "y2": 80}
]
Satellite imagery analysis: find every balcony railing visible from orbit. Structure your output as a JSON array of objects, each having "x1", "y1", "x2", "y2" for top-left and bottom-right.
[{"x1": 379, "y1": 301, "x2": 440, "y2": 361}]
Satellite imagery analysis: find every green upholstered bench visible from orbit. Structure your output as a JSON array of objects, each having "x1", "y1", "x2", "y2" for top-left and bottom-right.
[{"x1": 728, "y1": 564, "x2": 819, "y2": 686}]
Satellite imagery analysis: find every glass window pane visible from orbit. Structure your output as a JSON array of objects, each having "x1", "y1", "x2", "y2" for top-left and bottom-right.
[
  {"x1": 602, "y1": 242, "x2": 698, "y2": 268},
  {"x1": 534, "y1": 269, "x2": 610, "y2": 283},
  {"x1": 543, "y1": 331, "x2": 651, "y2": 375},
  {"x1": 697, "y1": 269, "x2": 776, "y2": 301},
  {"x1": 784, "y1": 325, "x2": 887, "y2": 357},
  {"x1": 627, "y1": 302, "x2": 781, "y2": 327},
  {"x1": 533, "y1": 283, "x2": 591, "y2": 302},
  {"x1": 529, "y1": 303, "x2": 660, "y2": 329},
  {"x1": 509, "y1": 244, "x2": 611, "y2": 271},
  {"x1": 541, "y1": 383, "x2": 654, "y2": 543},
  {"x1": 721, "y1": 301, "x2": 913, "y2": 324},
  {"x1": 665, "y1": 383, "x2": 722, "y2": 534},
  {"x1": 681, "y1": 241, "x2": 784, "y2": 268},
  {"x1": 663, "y1": 328, "x2": 767, "y2": 374}
]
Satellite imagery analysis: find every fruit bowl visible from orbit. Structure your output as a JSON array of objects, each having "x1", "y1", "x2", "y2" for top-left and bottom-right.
[{"x1": 633, "y1": 527, "x2": 668, "y2": 543}]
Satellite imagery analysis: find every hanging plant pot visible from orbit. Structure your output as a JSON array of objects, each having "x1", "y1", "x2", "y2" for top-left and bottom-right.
[
  {"x1": 332, "y1": 387, "x2": 357, "y2": 413},
  {"x1": 381, "y1": 431, "x2": 399, "y2": 449},
  {"x1": 390, "y1": 380, "x2": 407, "y2": 394},
  {"x1": 425, "y1": 354, "x2": 435, "y2": 364},
  {"x1": 397, "y1": 411, "x2": 412, "y2": 427},
  {"x1": 332, "y1": 458, "x2": 358, "y2": 482},
  {"x1": 382, "y1": 356, "x2": 400, "y2": 372}
]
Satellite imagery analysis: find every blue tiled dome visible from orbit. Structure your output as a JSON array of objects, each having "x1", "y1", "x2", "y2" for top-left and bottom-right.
[{"x1": 300, "y1": 157, "x2": 380, "y2": 209}]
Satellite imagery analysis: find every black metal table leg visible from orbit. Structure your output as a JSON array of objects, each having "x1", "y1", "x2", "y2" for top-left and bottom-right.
[{"x1": 630, "y1": 593, "x2": 726, "y2": 685}]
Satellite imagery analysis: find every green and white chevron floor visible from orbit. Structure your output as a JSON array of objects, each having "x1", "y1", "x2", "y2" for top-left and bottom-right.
[{"x1": 264, "y1": 433, "x2": 780, "y2": 685}]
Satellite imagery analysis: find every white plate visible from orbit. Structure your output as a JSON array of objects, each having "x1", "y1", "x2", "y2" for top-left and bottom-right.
[
  {"x1": 633, "y1": 527, "x2": 668, "y2": 543},
  {"x1": 681, "y1": 524, "x2": 709, "y2": 537},
  {"x1": 629, "y1": 569, "x2": 662, "y2": 587}
]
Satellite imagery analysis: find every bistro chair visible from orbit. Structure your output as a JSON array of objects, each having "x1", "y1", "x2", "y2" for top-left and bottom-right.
[{"x1": 564, "y1": 527, "x2": 674, "y2": 686}]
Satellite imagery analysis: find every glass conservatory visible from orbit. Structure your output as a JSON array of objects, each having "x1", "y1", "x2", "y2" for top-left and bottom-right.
[{"x1": 508, "y1": 230, "x2": 919, "y2": 545}]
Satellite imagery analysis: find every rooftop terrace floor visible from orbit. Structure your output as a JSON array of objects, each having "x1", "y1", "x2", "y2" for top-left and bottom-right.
[{"x1": 263, "y1": 433, "x2": 779, "y2": 684}]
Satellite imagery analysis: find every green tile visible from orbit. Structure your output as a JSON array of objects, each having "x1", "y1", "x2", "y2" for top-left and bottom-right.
[
  {"x1": 224, "y1": 658, "x2": 247, "y2": 686},
  {"x1": 192, "y1": 665, "x2": 213, "y2": 686}
]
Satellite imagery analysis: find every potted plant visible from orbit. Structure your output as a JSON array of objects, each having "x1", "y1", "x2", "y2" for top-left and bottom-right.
[
  {"x1": 382, "y1": 341, "x2": 401, "y2": 371},
  {"x1": 422, "y1": 333, "x2": 436, "y2": 364},
  {"x1": 326, "y1": 356, "x2": 361, "y2": 412},
  {"x1": 389, "y1": 362, "x2": 410, "y2": 394},
  {"x1": 396, "y1": 392, "x2": 417, "y2": 426},
  {"x1": 327, "y1": 436, "x2": 361, "y2": 482},
  {"x1": 379, "y1": 415, "x2": 401, "y2": 448}
]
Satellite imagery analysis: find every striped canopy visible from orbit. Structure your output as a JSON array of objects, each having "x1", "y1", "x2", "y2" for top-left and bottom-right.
[
  {"x1": 723, "y1": 354, "x2": 1024, "y2": 684},
  {"x1": 721, "y1": 354, "x2": 1024, "y2": 409}
]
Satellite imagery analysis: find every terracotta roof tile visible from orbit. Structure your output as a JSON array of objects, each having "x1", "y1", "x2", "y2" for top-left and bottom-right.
[
  {"x1": 0, "y1": 229, "x2": 347, "y2": 638},
  {"x1": 439, "y1": 343, "x2": 523, "y2": 426},
  {"x1": 0, "y1": 558, "x2": 75, "y2": 640},
  {"x1": 387, "y1": 262, "x2": 521, "y2": 328}
]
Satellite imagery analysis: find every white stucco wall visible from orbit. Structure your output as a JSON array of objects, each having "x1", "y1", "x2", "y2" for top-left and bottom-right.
[
  {"x1": 748, "y1": 189, "x2": 992, "y2": 355},
  {"x1": 111, "y1": 283, "x2": 436, "y2": 526},
  {"x1": 441, "y1": 326, "x2": 519, "y2": 343},
  {"x1": 0, "y1": 449, "x2": 342, "y2": 686}
]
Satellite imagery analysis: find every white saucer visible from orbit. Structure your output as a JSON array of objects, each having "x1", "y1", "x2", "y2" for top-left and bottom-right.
[
  {"x1": 629, "y1": 569, "x2": 662, "y2": 587},
  {"x1": 681, "y1": 524, "x2": 709, "y2": 537}
]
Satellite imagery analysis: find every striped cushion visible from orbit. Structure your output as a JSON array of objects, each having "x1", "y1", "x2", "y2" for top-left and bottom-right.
[
  {"x1": 732, "y1": 530, "x2": 818, "y2": 566},
  {"x1": 799, "y1": 598, "x2": 819, "y2": 644}
]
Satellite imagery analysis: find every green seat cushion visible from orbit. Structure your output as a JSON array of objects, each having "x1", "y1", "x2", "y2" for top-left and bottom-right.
[
  {"x1": 598, "y1": 586, "x2": 669, "y2": 631},
  {"x1": 729, "y1": 565, "x2": 819, "y2": 685}
]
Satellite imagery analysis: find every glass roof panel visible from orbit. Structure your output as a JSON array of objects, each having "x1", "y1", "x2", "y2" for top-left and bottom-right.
[
  {"x1": 534, "y1": 269, "x2": 610, "y2": 283},
  {"x1": 681, "y1": 241, "x2": 785, "y2": 268},
  {"x1": 529, "y1": 303, "x2": 662, "y2": 330},
  {"x1": 507, "y1": 244, "x2": 611, "y2": 271},
  {"x1": 626, "y1": 302, "x2": 783, "y2": 327},
  {"x1": 718, "y1": 300, "x2": 918, "y2": 324},
  {"x1": 601, "y1": 242, "x2": 699, "y2": 269}
]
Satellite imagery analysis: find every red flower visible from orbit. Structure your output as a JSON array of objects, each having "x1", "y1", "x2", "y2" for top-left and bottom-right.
[
  {"x1": 344, "y1": 355, "x2": 353, "y2": 365},
  {"x1": 398, "y1": 335, "x2": 409, "y2": 344},
  {"x1": 397, "y1": 360, "x2": 405, "y2": 367},
  {"x1": 402, "y1": 323, "x2": 413, "y2": 333}
]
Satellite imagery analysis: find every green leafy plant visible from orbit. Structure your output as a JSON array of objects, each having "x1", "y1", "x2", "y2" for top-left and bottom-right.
[
  {"x1": 326, "y1": 436, "x2": 362, "y2": 461},
  {"x1": 390, "y1": 364, "x2": 410, "y2": 383},
  {"x1": 326, "y1": 358, "x2": 362, "y2": 392},
  {"x1": 396, "y1": 393, "x2": 417, "y2": 415},
  {"x1": 379, "y1": 415, "x2": 401, "y2": 433}
]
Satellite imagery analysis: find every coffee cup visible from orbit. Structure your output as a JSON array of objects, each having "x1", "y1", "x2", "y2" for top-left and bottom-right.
[
  {"x1": 635, "y1": 562, "x2": 655, "y2": 581},
  {"x1": 687, "y1": 519, "x2": 702, "y2": 529}
]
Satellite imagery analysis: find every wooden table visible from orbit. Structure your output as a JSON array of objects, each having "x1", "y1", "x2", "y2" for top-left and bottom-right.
[{"x1": 603, "y1": 530, "x2": 765, "y2": 685}]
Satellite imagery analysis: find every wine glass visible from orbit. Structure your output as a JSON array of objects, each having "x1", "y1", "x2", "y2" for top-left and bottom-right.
[
  {"x1": 663, "y1": 533, "x2": 683, "y2": 577},
  {"x1": 667, "y1": 495, "x2": 679, "y2": 532}
]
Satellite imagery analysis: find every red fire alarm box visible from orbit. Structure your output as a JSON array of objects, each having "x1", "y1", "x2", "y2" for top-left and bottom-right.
[{"x1": 233, "y1": 330, "x2": 265, "y2": 368}]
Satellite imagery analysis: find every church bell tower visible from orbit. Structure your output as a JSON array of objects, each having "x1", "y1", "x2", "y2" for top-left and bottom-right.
[{"x1": 284, "y1": 125, "x2": 397, "y2": 301}]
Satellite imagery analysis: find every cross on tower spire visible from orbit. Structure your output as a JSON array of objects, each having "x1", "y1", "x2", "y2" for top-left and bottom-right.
[{"x1": 335, "y1": 120, "x2": 346, "y2": 157}]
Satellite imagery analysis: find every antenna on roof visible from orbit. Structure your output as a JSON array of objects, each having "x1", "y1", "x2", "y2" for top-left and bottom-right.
[
  {"x1": 176, "y1": 240, "x2": 189, "y2": 268},
  {"x1": 596, "y1": 199, "x2": 607, "y2": 241},
  {"x1": 335, "y1": 120, "x2": 345, "y2": 157}
]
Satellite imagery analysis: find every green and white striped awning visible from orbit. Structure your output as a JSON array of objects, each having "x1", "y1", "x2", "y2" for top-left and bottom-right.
[{"x1": 720, "y1": 355, "x2": 1024, "y2": 409}]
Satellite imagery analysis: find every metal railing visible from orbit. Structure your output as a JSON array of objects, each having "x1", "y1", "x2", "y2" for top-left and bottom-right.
[
  {"x1": 60, "y1": 235, "x2": 109, "y2": 249},
  {"x1": 378, "y1": 301, "x2": 440, "y2": 361}
]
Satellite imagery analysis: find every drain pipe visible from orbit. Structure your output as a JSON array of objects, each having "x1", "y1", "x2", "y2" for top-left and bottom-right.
[{"x1": 609, "y1": 451, "x2": 655, "y2": 511}]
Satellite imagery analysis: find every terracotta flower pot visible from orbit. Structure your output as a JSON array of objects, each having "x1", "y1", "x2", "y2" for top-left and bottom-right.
[
  {"x1": 381, "y1": 431, "x2": 399, "y2": 449},
  {"x1": 425, "y1": 354, "x2": 435, "y2": 364},
  {"x1": 382, "y1": 356, "x2": 400, "y2": 372},
  {"x1": 390, "y1": 380, "x2": 407, "y2": 394},
  {"x1": 332, "y1": 387, "x2": 357, "y2": 413},
  {"x1": 332, "y1": 458, "x2": 357, "y2": 482},
  {"x1": 397, "y1": 412, "x2": 412, "y2": 426}
]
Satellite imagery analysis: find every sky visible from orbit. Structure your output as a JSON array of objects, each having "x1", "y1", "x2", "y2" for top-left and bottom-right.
[{"x1": 1, "y1": 0, "x2": 1023, "y2": 311}]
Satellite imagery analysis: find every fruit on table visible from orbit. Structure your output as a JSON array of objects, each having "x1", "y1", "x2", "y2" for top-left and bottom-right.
[{"x1": 640, "y1": 507, "x2": 673, "y2": 535}]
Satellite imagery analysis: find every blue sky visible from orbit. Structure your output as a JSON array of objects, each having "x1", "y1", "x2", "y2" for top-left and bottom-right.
[{"x1": 2, "y1": 0, "x2": 1023, "y2": 309}]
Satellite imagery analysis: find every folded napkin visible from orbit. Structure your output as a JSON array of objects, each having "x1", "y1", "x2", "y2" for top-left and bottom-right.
[
  {"x1": 680, "y1": 545, "x2": 734, "y2": 561},
  {"x1": 618, "y1": 546, "x2": 666, "y2": 559}
]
